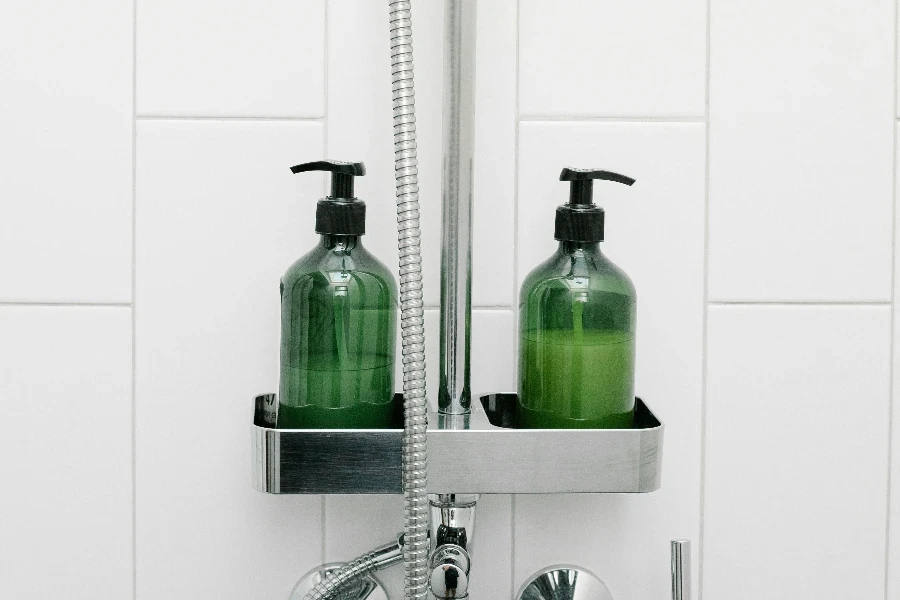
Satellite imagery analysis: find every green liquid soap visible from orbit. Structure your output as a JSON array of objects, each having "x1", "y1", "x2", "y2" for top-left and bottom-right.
[
  {"x1": 277, "y1": 364, "x2": 394, "y2": 429},
  {"x1": 518, "y1": 329, "x2": 635, "y2": 429}
]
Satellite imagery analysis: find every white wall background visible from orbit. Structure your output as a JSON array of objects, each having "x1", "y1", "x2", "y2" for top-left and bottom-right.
[{"x1": 1, "y1": 1, "x2": 898, "y2": 599}]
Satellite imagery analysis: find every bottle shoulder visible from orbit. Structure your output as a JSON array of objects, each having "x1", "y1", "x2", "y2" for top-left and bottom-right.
[
  {"x1": 282, "y1": 243, "x2": 397, "y2": 290},
  {"x1": 520, "y1": 248, "x2": 635, "y2": 297}
]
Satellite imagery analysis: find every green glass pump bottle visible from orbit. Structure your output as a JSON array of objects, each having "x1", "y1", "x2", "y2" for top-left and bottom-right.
[
  {"x1": 277, "y1": 160, "x2": 398, "y2": 429},
  {"x1": 518, "y1": 168, "x2": 637, "y2": 429}
]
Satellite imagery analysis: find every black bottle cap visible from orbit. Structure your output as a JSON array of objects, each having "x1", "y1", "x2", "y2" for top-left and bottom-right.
[
  {"x1": 290, "y1": 160, "x2": 367, "y2": 235},
  {"x1": 554, "y1": 168, "x2": 635, "y2": 242}
]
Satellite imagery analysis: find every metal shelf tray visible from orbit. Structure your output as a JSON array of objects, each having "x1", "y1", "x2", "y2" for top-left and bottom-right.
[{"x1": 251, "y1": 394, "x2": 663, "y2": 495}]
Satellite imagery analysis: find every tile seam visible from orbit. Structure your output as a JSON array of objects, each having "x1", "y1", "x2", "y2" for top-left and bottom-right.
[
  {"x1": 699, "y1": 0, "x2": 713, "y2": 595},
  {"x1": 131, "y1": 0, "x2": 138, "y2": 596},
  {"x1": 885, "y1": 0, "x2": 899, "y2": 596}
]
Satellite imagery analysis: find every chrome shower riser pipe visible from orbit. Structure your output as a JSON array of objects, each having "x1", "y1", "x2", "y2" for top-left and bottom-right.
[
  {"x1": 438, "y1": 0, "x2": 476, "y2": 417},
  {"x1": 430, "y1": 1, "x2": 479, "y2": 596}
]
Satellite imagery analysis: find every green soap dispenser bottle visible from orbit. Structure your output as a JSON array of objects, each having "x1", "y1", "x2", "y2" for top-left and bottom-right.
[
  {"x1": 518, "y1": 168, "x2": 637, "y2": 429},
  {"x1": 277, "y1": 160, "x2": 398, "y2": 429}
]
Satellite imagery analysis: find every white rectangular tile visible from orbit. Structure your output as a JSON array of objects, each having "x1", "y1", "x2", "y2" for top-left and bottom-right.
[
  {"x1": 467, "y1": 494, "x2": 513, "y2": 600},
  {"x1": 0, "y1": 307, "x2": 132, "y2": 599},
  {"x1": 705, "y1": 306, "x2": 890, "y2": 600},
  {"x1": 325, "y1": 495, "x2": 405, "y2": 599},
  {"x1": 515, "y1": 123, "x2": 705, "y2": 599},
  {"x1": 472, "y1": 0, "x2": 517, "y2": 306},
  {"x1": 471, "y1": 310, "x2": 515, "y2": 395},
  {"x1": 0, "y1": 1, "x2": 132, "y2": 302},
  {"x1": 708, "y1": 0, "x2": 894, "y2": 301},
  {"x1": 135, "y1": 121, "x2": 324, "y2": 599},
  {"x1": 327, "y1": 0, "x2": 443, "y2": 308},
  {"x1": 518, "y1": 0, "x2": 706, "y2": 117},
  {"x1": 137, "y1": 0, "x2": 325, "y2": 117}
]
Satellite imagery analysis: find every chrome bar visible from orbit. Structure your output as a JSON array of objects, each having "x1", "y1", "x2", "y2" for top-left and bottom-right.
[
  {"x1": 439, "y1": 0, "x2": 476, "y2": 417},
  {"x1": 252, "y1": 395, "x2": 664, "y2": 494},
  {"x1": 671, "y1": 540, "x2": 691, "y2": 600}
]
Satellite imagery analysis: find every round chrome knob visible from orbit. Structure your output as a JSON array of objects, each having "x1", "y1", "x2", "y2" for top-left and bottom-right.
[
  {"x1": 516, "y1": 566, "x2": 612, "y2": 600},
  {"x1": 428, "y1": 544, "x2": 470, "y2": 599},
  {"x1": 429, "y1": 563, "x2": 468, "y2": 599}
]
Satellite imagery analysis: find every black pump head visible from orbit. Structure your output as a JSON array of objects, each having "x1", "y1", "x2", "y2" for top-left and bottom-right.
[
  {"x1": 290, "y1": 160, "x2": 367, "y2": 235},
  {"x1": 290, "y1": 160, "x2": 366, "y2": 199},
  {"x1": 555, "y1": 168, "x2": 635, "y2": 242}
]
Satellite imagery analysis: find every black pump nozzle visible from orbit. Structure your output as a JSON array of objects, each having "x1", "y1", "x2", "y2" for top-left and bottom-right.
[
  {"x1": 560, "y1": 168, "x2": 635, "y2": 206},
  {"x1": 555, "y1": 168, "x2": 635, "y2": 243},
  {"x1": 290, "y1": 160, "x2": 366, "y2": 199},
  {"x1": 289, "y1": 160, "x2": 368, "y2": 236}
]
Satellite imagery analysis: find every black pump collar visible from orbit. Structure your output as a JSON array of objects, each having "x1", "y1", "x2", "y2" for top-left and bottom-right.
[{"x1": 290, "y1": 160, "x2": 367, "y2": 236}]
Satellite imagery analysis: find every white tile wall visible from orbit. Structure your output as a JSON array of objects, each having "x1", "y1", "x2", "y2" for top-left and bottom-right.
[
  {"x1": 705, "y1": 306, "x2": 891, "y2": 599},
  {"x1": 518, "y1": 0, "x2": 706, "y2": 117},
  {"x1": 0, "y1": 0, "x2": 133, "y2": 303},
  {"x1": 3, "y1": 0, "x2": 899, "y2": 599},
  {"x1": 136, "y1": 0, "x2": 325, "y2": 117},
  {"x1": 473, "y1": 0, "x2": 517, "y2": 307},
  {"x1": 0, "y1": 307, "x2": 133, "y2": 600},
  {"x1": 325, "y1": 495, "x2": 405, "y2": 598},
  {"x1": 708, "y1": 0, "x2": 894, "y2": 302}
]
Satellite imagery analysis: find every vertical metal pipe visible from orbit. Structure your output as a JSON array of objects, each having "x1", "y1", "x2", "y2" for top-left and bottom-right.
[
  {"x1": 439, "y1": 0, "x2": 476, "y2": 417},
  {"x1": 670, "y1": 540, "x2": 691, "y2": 600}
]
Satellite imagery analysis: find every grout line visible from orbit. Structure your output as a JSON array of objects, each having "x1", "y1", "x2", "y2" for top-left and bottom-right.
[
  {"x1": 511, "y1": 0, "x2": 521, "y2": 592},
  {"x1": 131, "y1": 0, "x2": 138, "y2": 595},
  {"x1": 518, "y1": 115, "x2": 705, "y2": 123},
  {"x1": 0, "y1": 301, "x2": 132, "y2": 308},
  {"x1": 885, "y1": 1, "x2": 898, "y2": 597},
  {"x1": 698, "y1": 0, "x2": 712, "y2": 596},
  {"x1": 708, "y1": 300, "x2": 892, "y2": 307},
  {"x1": 321, "y1": 496, "x2": 327, "y2": 565},
  {"x1": 510, "y1": 494, "x2": 516, "y2": 596},
  {"x1": 135, "y1": 115, "x2": 325, "y2": 122}
]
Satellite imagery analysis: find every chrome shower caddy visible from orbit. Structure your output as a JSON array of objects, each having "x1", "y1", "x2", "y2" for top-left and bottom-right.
[{"x1": 251, "y1": 394, "x2": 663, "y2": 495}]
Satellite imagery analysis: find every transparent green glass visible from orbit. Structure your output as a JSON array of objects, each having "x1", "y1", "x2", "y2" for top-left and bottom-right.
[
  {"x1": 278, "y1": 234, "x2": 397, "y2": 429},
  {"x1": 518, "y1": 241, "x2": 636, "y2": 429}
]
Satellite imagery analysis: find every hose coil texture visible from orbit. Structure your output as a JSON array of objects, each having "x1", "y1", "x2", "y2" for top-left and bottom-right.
[{"x1": 388, "y1": 2, "x2": 430, "y2": 600}]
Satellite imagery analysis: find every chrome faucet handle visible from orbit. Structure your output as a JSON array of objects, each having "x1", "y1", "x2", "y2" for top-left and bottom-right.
[{"x1": 671, "y1": 540, "x2": 691, "y2": 600}]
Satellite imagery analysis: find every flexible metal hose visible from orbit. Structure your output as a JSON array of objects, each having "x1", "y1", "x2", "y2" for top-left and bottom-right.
[
  {"x1": 388, "y1": 2, "x2": 430, "y2": 600},
  {"x1": 302, "y1": 3, "x2": 429, "y2": 600},
  {"x1": 301, "y1": 536, "x2": 404, "y2": 600}
]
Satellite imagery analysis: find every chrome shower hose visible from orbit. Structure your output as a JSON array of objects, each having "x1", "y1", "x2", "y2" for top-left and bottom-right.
[
  {"x1": 303, "y1": 2, "x2": 428, "y2": 600},
  {"x1": 388, "y1": 2, "x2": 430, "y2": 599}
]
